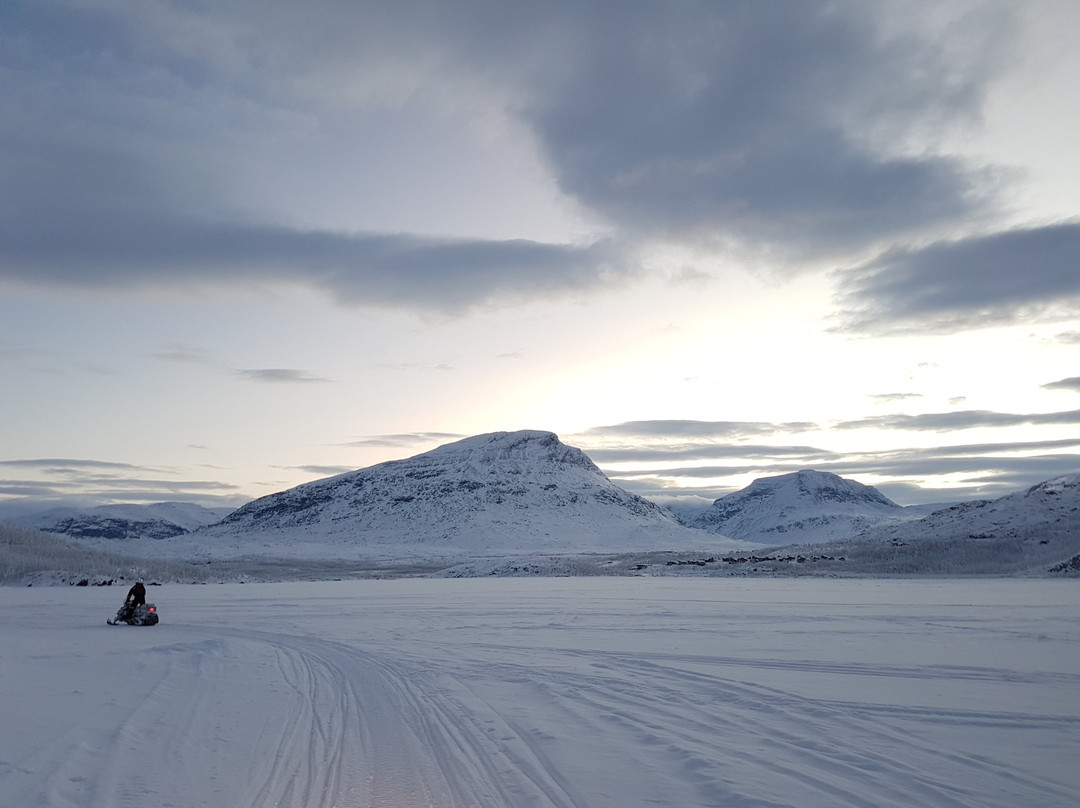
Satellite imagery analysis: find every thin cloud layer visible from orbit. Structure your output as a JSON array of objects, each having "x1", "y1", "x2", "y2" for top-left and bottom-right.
[
  {"x1": 577, "y1": 418, "x2": 1080, "y2": 503},
  {"x1": 834, "y1": 408, "x2": 1080, "y2": 432},
  {"x1": 342, "y1": 433, "x2": 465, "y2": 450},
  {"x1": 0, "y1": 458, "x2": 243, "y2": 511},
  {"x1": 599, "y1": 436, "x2": 1080, "y2": 505},
  {"x1": 580, "y1": 420, "x2": 818, "y2": 441},
  {"x1": 233, "y1": 368, "x2": 333, "y2": 384}
]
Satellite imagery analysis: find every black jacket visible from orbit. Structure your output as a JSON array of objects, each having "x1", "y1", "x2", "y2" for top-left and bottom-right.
[{"x1": 126, "y1": 582, "x2": 146, "y2": 606}]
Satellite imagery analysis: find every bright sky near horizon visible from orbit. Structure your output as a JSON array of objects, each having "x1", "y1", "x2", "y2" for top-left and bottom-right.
[{"x1": 2, "y1": 0, "x2": 1079, "y2": 513}]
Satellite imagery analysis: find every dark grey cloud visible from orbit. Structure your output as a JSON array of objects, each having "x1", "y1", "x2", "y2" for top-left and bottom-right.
[
  {"x1": 836, "y1": 223, "x2": 1080, "y2": 333},
  {"x1": 233, "y1": 368, "x2": 332, "y2": 384},
  {"x1": 0, "y1": 1, "x2": 1019, "y2": 312},
  {"x1": 0, "y1": 1, "x2": 628, "y2": 313},
  {"x1": 0, "y1": 206, "x2": 626, "y2": 314},
  {"x1": 510, "y1": 1, "x2": 1009, "y2": 255},
  {"x1": 834, "y1": 408, "x2": 1080, "y2": 432},
  {"x1": 1043, "y1": 377, "x2": 1080, "y2": 393}
]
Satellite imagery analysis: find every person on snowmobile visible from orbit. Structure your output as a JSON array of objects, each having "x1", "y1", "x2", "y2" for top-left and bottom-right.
[{"x1": 122, "y1": 581, "x2": 146, "y2": 620}]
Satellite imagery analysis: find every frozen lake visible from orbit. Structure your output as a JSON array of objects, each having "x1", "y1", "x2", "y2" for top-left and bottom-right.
[{"x1": 2, "y1": 577, "x2": 1078, "y2": 807}]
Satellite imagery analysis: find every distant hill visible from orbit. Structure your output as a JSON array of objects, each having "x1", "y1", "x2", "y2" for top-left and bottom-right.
[
  {"x1": 188, "y1": 430, "x2": 742, "y2": 559},
  {"x1": 10, "y1": 502, "x2": 231, "y2": 540},
  {"x1": 691, "y1": 469, "x2": 922, "y2": 543}
]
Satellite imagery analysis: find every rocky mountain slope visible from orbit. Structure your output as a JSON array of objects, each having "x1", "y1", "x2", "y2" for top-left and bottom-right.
[
  {"x1": 691, "y1": 469, "x2": 919, "y2": 543},
  {"x1": 861, "y1": 473, "x2": 1080, "y2": 546},
  {"x1": 188, "y1": 430, "x2": 741, "y2": 558}
]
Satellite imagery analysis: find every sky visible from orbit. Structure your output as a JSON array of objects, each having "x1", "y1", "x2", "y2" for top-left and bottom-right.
[{"x1": 2, "y1": 0, "x2": 1079, "y2": 515}]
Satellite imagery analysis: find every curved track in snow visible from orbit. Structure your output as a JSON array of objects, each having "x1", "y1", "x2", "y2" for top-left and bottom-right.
[{"x1": 23, "y1": 628, "x2": 576, "y2": 808}]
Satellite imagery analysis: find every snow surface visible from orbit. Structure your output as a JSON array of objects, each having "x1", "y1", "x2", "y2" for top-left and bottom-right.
[{"x1": 2, "y1": 578, "x2": 1078, "y2": 808}]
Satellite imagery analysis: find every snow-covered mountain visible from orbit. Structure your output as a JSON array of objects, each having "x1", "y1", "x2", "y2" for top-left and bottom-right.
[
  {"x1": 11, "y1": 502, "x2": 231, "y2": 540},
  {"x1": 692, "y1": 469, "x2": 915, "y2": 543},
  {"x1": 191, "y1": 430, "x2": 741, "y2": 558},
  {"x1": 862, "y1": 473, "x2": 1080, "y2": 546}
]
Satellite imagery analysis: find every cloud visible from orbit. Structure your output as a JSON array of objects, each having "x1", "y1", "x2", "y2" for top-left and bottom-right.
[
  {"x1": 377, "y1": 362, "x2": 455, "y2": 372},
  {"x1": 587, "y1": 444, "x2": 835, "y2": 465},
  {"x1": 282, "y1": 465, "x2": 357, "y2": 477},
  {"x1": 0, "y1": 1, "x2": 628, "y2": 314},
  {"x1": 0, "y1": 2, "x2": 1021, "y2": 313},
  {"x1": 870, "y1": 393, "x2": 924, "y2": 404},
  {"x1": 576, "y1": 411, "x2": 1080, "y2": 456},
  {"x1": 1043, "y1": 377, "x2": 1080, "y2": 393},
  {"x1": 149, "y1": 346, "x2": 216, "y2": 365},
  {"x1": 599, "y1": 437, "x2": 1080, "y2": 505},
  {"x1": 569, "y1": 417, "x2": 1080, "y2": 504},
  {"x1": 233, "y1": 368, "x2": 332, "y2": 383},
  {"x1": 0, "y1": 205, "x2": 627, "y2": 314},
  {"x1": 0, "y1": 458, "x2": 152, "y2": 473},
  {"x1": 341, "y1": 432, "x2": 464, "y2": 449},
  {"x1": 578, "y1": 419, "x2": 817, "y2": 441},
  {"x1": 0, "y1": 457, "x2": 244, "y2": 510},
  {"x1": 833, "y1": 408, "x2": 1080, "y2": 431},
  {"x1": 514, "y1": 1, "x2": 1010, "y2": 256},
  {"x1": 836, "y1": 222, "x2": 1080, "y2": 333}
]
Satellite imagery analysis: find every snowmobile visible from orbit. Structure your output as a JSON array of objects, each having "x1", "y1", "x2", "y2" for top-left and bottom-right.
[{"x1": 107, "y1": 602, "x2": 159, "y2": 626}]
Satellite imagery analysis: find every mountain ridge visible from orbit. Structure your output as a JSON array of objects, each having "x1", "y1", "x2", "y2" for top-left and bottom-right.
[{"x1": 188, "y1": 430, "x2": 742, "y2": 558}]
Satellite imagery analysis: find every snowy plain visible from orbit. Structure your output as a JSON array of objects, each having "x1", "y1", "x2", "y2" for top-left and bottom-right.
[{"x1": 2, "y1": 578, "x2": 1078, "y2": 808}]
